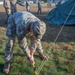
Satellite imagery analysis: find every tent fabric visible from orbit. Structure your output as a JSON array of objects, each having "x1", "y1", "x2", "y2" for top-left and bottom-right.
[{"x1": 46, "y1": 0, "x2": 75, "y2": 25}]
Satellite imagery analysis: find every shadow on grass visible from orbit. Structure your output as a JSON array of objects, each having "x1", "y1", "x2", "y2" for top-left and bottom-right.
[
  {"x1": 0, "y1": 12, "x2": 7, "y2": 28},
  {"x1": 0, "y1": 63, "x2": 4, "y2": 73}
]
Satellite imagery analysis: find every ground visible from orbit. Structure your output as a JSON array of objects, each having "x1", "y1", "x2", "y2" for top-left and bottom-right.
[
  {"x1": 0, "y1": 4, "x2": 75, "y2": 75},
  {"x1": 0, "y1": 4, "x2": 75, "y2": 42}
]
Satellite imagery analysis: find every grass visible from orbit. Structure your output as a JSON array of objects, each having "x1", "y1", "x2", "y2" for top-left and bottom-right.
[
  {"x1": 0, "y1": 33, "x2": 75, "y2": 75},
  {"x1": 0, "y1": 4, "x2": 75, "y2": 75},
  {"x1": 0, "y1": 29, "x2": 75, "y2": 75}
]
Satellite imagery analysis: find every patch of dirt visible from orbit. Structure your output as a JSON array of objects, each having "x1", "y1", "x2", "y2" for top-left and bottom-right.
[{"x1": 0, "y1": 27, "x2": 6, "y2": 32}]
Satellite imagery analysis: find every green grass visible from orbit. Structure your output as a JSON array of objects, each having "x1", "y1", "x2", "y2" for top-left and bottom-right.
[
  {"x1": 0, "y1": 26, "x2": 75, "y2": 75},
  {"x1": 0, "y1": 33, "x2": 75, "y2": 75}
]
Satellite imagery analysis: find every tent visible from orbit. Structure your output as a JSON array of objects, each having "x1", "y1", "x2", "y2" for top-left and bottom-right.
[{"x1": 46, "y1": 0, "x2": 75, "y2": 25}]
